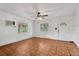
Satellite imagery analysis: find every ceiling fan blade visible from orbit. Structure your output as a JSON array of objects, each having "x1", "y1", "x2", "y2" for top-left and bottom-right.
[
  {"x1": 43, "y1": 15, "x2": 48, "y2": 16},
  {"x1": 41, "y1": 15, "x2": 48, "y2": 17}
]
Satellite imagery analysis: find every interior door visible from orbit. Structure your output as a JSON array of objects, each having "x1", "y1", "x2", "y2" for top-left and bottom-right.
[{"x1": 58, "y1": 19, "x2": 72, "y2": 41}]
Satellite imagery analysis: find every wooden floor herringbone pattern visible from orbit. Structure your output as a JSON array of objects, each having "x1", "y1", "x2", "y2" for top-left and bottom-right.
[{"x1": 0, "y1": 37, "x2": 79, "y2": 56}]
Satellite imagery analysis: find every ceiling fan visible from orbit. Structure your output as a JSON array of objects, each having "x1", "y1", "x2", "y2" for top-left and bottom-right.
[
  {"x1": 24, "y1": 4, "x2": 49, "y2": 21},
  {"x1": 36, "y1": 12, "x2": 48, "y2": 20}
]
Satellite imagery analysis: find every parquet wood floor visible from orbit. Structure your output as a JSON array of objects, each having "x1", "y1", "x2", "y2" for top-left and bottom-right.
[{"x1": 0, "y1": 37, "x2": 79, "y2": 56}]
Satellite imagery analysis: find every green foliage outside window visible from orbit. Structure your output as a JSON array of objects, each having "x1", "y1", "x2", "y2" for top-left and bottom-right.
[
  {"x1": 40, "y1": 23, "x2": 49, "y2": 32},
  {"x1": 18, "y1": 23, "x2": 28, "y2": 33}
]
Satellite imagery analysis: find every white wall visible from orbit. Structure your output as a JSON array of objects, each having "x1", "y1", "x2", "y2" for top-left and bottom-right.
[
  {"x1": 73, "y1": 11, "x2": 79, "y2": 48},
  {"x1": 34, "y1": 18, "x2": 58, "y2": 39},
  {"x1": 34, "y1": 15, "x2": 75, "y2": 41},
  {"x1": 0, "y1": 11, "x2": 33, "y2": 46}
]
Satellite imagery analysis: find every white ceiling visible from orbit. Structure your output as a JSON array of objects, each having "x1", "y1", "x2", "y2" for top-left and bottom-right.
[{"x1": 0, "y1": 3, "x2": 79, "y2": 20}]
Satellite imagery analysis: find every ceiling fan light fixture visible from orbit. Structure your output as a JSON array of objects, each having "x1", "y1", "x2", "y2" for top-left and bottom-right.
[
  {"x1": 35, "y1": 12, "x2": 48, "y2": 21},
  {"x1": 37, "y1": 16, "x2": 43, "y2": 20}
]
